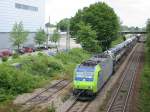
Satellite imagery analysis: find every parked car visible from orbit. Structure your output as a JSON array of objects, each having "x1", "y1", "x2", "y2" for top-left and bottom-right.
[
  {"x1": 0, "y1": 49, "x2": 13, "y2": 58},
  {"x1": 23, "y1": 47, "x2": 33, "y2": 53},
  {"x1": 11, "y1": 63, "x2": 22, "y2": 69},
  {"x1": 14, "y1": 48, "x2": 24, "y2": 54},
  {"x1": 23, "y1": 45, "x2": 36, "y2": 53},
  {"x1": 47, "y1": 44, "x2": 56, "y2": 49},
  {"x1": 59, "y1": 49, "x2": 68, "y2": 53},
  {"x1": 0, "y1": 52, "x2": 3, "y2": 57},
  {"x1": 47, "y1": 51, "x2": 56, "y2": 56},
  {"x1": 37, "y1": 46, "x2": 48, "y2": 51},
  {"x1": 18, "y1": 49, "x2": 25, "y2": 54}
]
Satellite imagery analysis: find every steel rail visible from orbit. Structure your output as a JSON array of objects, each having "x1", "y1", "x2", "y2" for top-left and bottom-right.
[
  {"x1": 106, "y1": 44, "x2": 141, "y2": 112},
  {"x1": 122, "y1": 46, "x2": 141, "y2": 112},
  {"x1": 64, "y1": 90, "x2": 91, "y2": 112},
  {"x1": 21, "y1": 80, "x2": 71, "y2": 112},
  {"x1": 65, "y1": 45, "x2": 140, "y2": 112},
  {"x1": 22, "y1": 80, "x2": 65, "y2": 105}
]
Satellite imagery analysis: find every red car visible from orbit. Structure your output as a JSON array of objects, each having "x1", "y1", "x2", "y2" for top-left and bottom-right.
[
  {"x1": 0, "y1": 52, "x2": 3, "y2": 57},
  {"x1": 22, "y1": 45, "x2": 36, "y2": 53},
  {"x1": 0, "y1": 49, "x2": 13, "y2": 58},
  {"x1": 22, "y1": 47, "x2": 32, "y2": 53}
]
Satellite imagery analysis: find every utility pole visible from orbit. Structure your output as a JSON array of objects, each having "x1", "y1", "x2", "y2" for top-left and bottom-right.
[
  {"x1": 57, "y1": 22, "x2": 60, "y2": 52},
  {"x1": 46, "y1": 16, "x2": 50, "y2": 48},
  {"x1": 66, "y1": 19, "x2": 70, "y2": 51},
  {"x1": 48, "y1": 16, "x2": 50, "y2": 47}
]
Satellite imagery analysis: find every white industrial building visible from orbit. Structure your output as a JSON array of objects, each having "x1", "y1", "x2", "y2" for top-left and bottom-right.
[{"x1": 0, "y1": 0, "x2": 45, "y2": 49}]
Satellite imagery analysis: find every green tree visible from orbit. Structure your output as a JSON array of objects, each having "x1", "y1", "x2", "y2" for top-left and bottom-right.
[
  {"x1": 57, "y1": 18, "x2": 70, "y2": 32},
  {"x1": 10, "y1": 22, "x2": 28, "y2": 51},
  {"x1": 146, "y1": 19, "x2": 150, "y2": 52},
  {"x1": 50, "y1": 30, "x2": 61, "y2": 52},
  {"x1": 45, "y1": 23, "x2": 56, "y2": 28},
  {"x1": 35, "y1": 28, "x2": 47, "y2": 48},
  {"x1": 70, "y1": 2, "x2": 120, "y2": 51},
  {"x1": 76, "y1": 22, "x2": 101, "y2": 52}
]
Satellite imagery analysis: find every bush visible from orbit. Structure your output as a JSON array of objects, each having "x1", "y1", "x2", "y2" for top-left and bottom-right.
[
  {"x1": 111, "y1": 36, "x2": 124, "y2": 47},
  {"x1": 0, "y1": 88, "x2": 11, "y2": 102},
  {"x1": 2, "y1": 57, "x2": 8, "y2": 62},
  {"x1": 37, "y1": 52, "x2": 43, "y2": 56},
  {"x1": 0, "y1": 64, "x2": 45, "y2": 101},
  {"x1": 20, "y1": 55, "x2": 64, "y2": 77},
  {"x1": 0, "y1": 48, "x2": 91, "y2": 103},
  {"x1": 12, "y1": 53, "x2": 19, "y2": 59},
  {"x1": 54, "y1": 48, "x2": 90, "y2": 64},
  {"x1": 139, "y1": 49, "x2": 150, "y2": 112},
  {"x1": 47, "y1": 58, "x2": 64, "y2": 74},
  {"x1": 20, "y1": 48, "x2": 90, "y2": 77}
]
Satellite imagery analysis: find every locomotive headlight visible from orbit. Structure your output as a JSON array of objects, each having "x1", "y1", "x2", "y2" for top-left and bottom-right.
[
  {"x1": 86, "y1": 75, "x2": 92, "y2": 78},
  {"x1": 76, "y1": 72, "x2": 84, "y2": 78},
  {"x1": 85, "y1": 72, "x2": 93, "y2": 78}
]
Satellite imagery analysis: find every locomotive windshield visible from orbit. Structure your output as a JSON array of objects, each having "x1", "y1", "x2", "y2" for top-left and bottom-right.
[{"x1": 75, "y1": 67, "x2": 94, "y2": 81}]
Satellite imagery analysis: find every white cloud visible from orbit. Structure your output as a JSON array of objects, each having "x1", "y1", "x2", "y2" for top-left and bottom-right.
[{"x1": 45, "y1": 0, "x2": 150, "y2": 27}]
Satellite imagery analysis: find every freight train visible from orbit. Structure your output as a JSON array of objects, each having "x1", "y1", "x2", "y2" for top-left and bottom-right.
[{"x1": 73, "y1": 36, "x2": 137, "y2": 98}]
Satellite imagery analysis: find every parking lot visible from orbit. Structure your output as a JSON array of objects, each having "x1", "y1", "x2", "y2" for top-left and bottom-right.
[{"x1": 0, "y1": 37, "x2": 81, "y2": 64}]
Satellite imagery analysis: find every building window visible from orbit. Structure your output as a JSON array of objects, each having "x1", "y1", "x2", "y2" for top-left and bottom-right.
[{"x1": 15, "y1": 3, "x2": 38, "y2": 12}]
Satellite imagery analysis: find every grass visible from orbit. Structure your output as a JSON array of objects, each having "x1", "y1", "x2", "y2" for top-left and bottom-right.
[
  {"x1": 61, "y1": 93, "x2": 71, "y2": 103},
  {"x1": 47, "y1": 102, "x2": 56, "y2": 112},
  {"x1": 0, "y1": 48, "x2": 91, "y2": 105},
  {"x1": 0, "y1": 63, "x2": 47, "y2": 103},
  {"x1": 139, "y1": 47, "x2": 150, "y2": 112}
]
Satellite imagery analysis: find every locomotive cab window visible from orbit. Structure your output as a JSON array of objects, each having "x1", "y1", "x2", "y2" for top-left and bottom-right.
[{"x1": 75, "y1": 71, "x2": 94, "y2": 81}]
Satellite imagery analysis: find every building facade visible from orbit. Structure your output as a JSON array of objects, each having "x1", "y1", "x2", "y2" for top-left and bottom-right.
[{"x1": 0, "y1": 0, "x2": 45, "y2": 49}]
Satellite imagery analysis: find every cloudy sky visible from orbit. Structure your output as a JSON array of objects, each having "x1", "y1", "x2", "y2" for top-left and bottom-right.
[{"x1": 45, "y1": 0, "x2": 150, "y2": 27}]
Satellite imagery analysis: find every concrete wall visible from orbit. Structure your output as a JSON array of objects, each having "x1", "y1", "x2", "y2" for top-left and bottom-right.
[
  {"x1": 0, "y1": 32, "x2": 36, "y2": 50},
  {"x1": 0, "y1": 0, "x2": 45, "y2": 50},
  {"x1": 0, "y1": 33, "x2": 81, "y2": 50},
  {"x1": 0, "y1": 0, "x2": 45, "y2": 32}
]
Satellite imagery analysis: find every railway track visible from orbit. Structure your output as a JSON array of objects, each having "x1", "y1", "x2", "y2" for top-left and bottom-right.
[
  {"x1": 56, "y1": 89, "x2": 91, "y2": 112},
  {"x1": 61, "y1": 44, "x2": 141, "y2": 112},
  {"x1": 19, "y1": 43, "x2": 142, "y2": 112},
  {"x1": 65, "y1": 100, "x2": 90, "y2": 112},
  {"x1": 106, "y1": 44, "x2": 143, "y2": 112},
  {"x1": 62, "y1": 91, "x2": 91, "y2": 112},
  {"x1": 20, "y1": 79, "x2": 71, "y2": 112}
]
